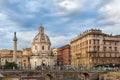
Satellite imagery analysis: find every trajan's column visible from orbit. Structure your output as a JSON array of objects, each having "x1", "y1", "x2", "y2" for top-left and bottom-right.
[{"x1": 13, "y1": 32, "x2": 17, "y2": 63}]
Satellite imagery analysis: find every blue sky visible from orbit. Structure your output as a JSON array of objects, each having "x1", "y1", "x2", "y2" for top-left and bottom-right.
[{"x1": 0, "y1": 0, "x2": 120, "y2": 50}]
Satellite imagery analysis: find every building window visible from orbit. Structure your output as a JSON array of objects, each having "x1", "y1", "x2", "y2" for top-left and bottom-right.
[
  {"x1": 86, "y1": 41, "x2": 88, "y2": 45},
  {"x1": 42, "y1": 46, "x2": 44, "y2": 50},
  {"x1": 48, "y1": 46, "x2": 50, "y2": 50},
  {"x1": 109, "y1": 42, "x2": 111, "y2": 45},
  {"x1": 93, "y1": 40, "x2": 95, "y2": 44},
  {"x1": 97, "y1": 46, "x2": 100, "y2": 51},
  {"x1": 106, "y1": 53, "x2": 109, "y2": 57},
  {"x1": 109, "y1": 47, "x2": 112, "y2": 51},
  {"x1": 104, "y1": 42, "x2": 106, "y2": 45},
  {"x1": 93, "y1": 46, "x2": 96, "y2": 51},
  {"x1": 97, "y1": 40, "x2": 99, "y2": 44},
  {"x1": 103, "y1": 47, "x2": 106, "y2": 51},
  {"x1": 35, "y1": 46, "x2": 37, "y2": 50},
  {"x1": 89, "y1": 40, "x2": 91, "y2": 44},
  {"x1": 114, "y1": 47, "x2": 117, "y2": 51}
]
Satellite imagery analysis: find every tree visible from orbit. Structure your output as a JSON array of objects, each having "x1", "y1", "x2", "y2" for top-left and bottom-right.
[{"x1": 4, "y1": 60, "x2": 17, "y2": 69}]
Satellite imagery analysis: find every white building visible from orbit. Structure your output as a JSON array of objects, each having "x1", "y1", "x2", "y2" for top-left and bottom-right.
[{"x1": 30, "y1": 26, "x2": 56, "y2": 69}]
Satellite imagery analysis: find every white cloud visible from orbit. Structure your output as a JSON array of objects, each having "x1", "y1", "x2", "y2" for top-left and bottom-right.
[
  {"x1": 97, "y1": 0, "x2": 120, "y2": 35},
  {"x1": 99, "y1": 0, "x2": 120, "y2": 23},
  {"x1": 0, "y1": 13, "x2": 21, "y2": 32},
  {"x1": 16, "y1": 31, "x2": 36, "y2": 49},
  {"x1": 17, "y1": 31, "x2": 36, "y2": 43},
  {"x1": 46, "y1": 30, "x2": 76, "y2": 48},
  {"x1": 52, "y1": 0, "x2": 84, "y2": 16},
  {"x1": 101, "y1": 24, "x2": 120, "y2": 35},
  {"x1": 0, "y1": 13, "x2": 8, "y2": 19},
  {"x1": 50, "y1": 35, "x2": 74, "y2": 48},
  {"x1": 1, "y1": 0, "x2": 120, "y2": 50}
]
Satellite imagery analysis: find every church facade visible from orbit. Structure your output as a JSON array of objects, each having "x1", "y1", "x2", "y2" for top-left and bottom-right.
[{"x1": 30, "y1": 26, "x2": 56, "y2": 69}]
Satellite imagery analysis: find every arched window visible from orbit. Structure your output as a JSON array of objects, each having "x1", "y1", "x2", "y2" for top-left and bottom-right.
[
  {"x1": 42, "y1": 46, "x2": 44, "y2": 50},
  {"x1": 48, "y1": 46, "x2": 50, "y2": 50},
  {"x1": 35, "y1": 46, "x2": 37, "y2": 50}
]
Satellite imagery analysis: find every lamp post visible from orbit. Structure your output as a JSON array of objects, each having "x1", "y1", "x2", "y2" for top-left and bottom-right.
[
  {"x1": 0, "y1": 53, "x2": 1, "y2": 67},
  {"x1": 20, "y1": 62, "x2": 22, "y2": 69},
  {"x1": 28, "y1": 56, "x2": 31, "y2": 70},
  {"x1": 35, "y1": 61, "x2": 36, "y2": 69}
]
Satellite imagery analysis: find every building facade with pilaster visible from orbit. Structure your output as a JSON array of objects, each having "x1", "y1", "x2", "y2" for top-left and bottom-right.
[
  {"x1": 22, "y1": 48, "x2": 31, "y2": 69},
  {"x1": 70, "y1": 29, "x2": 120, "y2": 68}
]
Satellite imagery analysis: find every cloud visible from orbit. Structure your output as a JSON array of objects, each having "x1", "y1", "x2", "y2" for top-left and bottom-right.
[
  {"x1": 101, "y1": 24, "x2": 120, "y2": 35},
  {"x1": 97, "y1": 0, "x2": 120, "y2": 35},
  {"x1": 8, "y1": 0, "x2": 21, "y2": 4},
  {"x1": 16, "y1": 31, "x2": 37, "y2": 49},
  {"x1": 16, "y1": 0, "x2": 51, "y2": 13},
  {"x1": 50, "y1": 35, "x2": 75, "y2": 48},
  {"x1": 46, "y1": 30, "x2": 76, "y2": 48},
  {"x1": 52, "y1": 0, "x2": 84, "y2": 16},
  {"x1": 99, "y1": 0, "x2": 120, "y2": 24},
  {"x1": 0, "y1": 0, "x2": 120, "y2": 50},
  {"x1": 0, "y1": 12, "x2": 27, "y2": 50},
  {"x1": 24, "y1": 0, "x2": 43, "y2": 12},
  {"x1": 0, "y1": 12, "x2": 17, "y2": 49},
  {"x1": 0, "y1": 12, "x2": 21, "y2": 33}
]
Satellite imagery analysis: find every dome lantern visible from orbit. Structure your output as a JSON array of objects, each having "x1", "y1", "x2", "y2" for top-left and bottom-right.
[{"x1": 39, "y1": 25, "x2": 44, "y2": 35}]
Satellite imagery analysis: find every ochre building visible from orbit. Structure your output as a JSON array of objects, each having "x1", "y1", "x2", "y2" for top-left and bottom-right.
[
  {"x1": 22, "y1": 48, "x2": 31, "y2": 69},
  {"x1": 0, "y1": 49, "x2": 22, "y2": 66},
  {"x1": 70, "y1": 29, "x2": 120, "y2": 68}
]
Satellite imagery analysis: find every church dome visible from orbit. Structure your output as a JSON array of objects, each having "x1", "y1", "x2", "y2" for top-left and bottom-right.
[
  {"x1": 32, "y1": 26, "x2": 51, "y2": 45},
  {"x1": 30, "y1": 25, "x2": 55, "y2": 69}
]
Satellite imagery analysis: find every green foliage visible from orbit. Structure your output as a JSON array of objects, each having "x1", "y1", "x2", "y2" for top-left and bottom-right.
[{"x1": 4, "y1": 60, "x2": 17, "y2": 69}]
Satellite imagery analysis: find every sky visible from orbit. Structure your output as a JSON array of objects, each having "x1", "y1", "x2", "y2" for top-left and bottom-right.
[{"x1": 0, "y1": 0, "x2": 120, "y2": 50}]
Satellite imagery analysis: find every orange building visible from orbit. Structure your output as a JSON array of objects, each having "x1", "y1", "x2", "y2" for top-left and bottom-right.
[
  {"x1": 0, "y1": 49, "x2": 22, "y2": 66},
  {"x1": 57, "y1": 44, "x2": 71, "y2": 66},
  {"x1": 22, "y1": 48, "x2": 31, "y2": 69}
]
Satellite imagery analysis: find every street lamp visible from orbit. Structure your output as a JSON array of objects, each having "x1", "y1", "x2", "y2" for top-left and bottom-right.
[
  {"x1": 35, "y1": 61, "x2": 36, "y2": 69},
  {"x1": 19, "y1": 62, "x2": 22, "y2": 70},
  {"x1": 28, "y1": 56, "x2": 31, "y2": 70}
]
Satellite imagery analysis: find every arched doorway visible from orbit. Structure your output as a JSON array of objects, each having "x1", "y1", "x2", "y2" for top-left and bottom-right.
[
  {"x1": 83, "y1": 73, "x2": 90, "y2": 80},
  {"x1": 44, "y1": 74, "x2": 54, "y2": 80},
  {"x1": 78, "y1": 73, "x2": 86, "y2": 80},
  {"x1": 78, "y1": 73, "x2": 90, "y2": 80}
]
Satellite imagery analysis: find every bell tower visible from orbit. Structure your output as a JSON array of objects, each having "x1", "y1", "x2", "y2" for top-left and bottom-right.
[{"x1": 13, "y1": 32, "x2": 17, "y2": 63}]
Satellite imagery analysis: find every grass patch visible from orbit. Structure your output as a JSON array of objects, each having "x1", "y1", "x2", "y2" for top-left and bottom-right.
[
  {"x1": 63, "y1": 72, "x2": 73, "y2": 76},
  {"x1": 104, "y1": 72, "x2": 120, "y2": 77}
]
